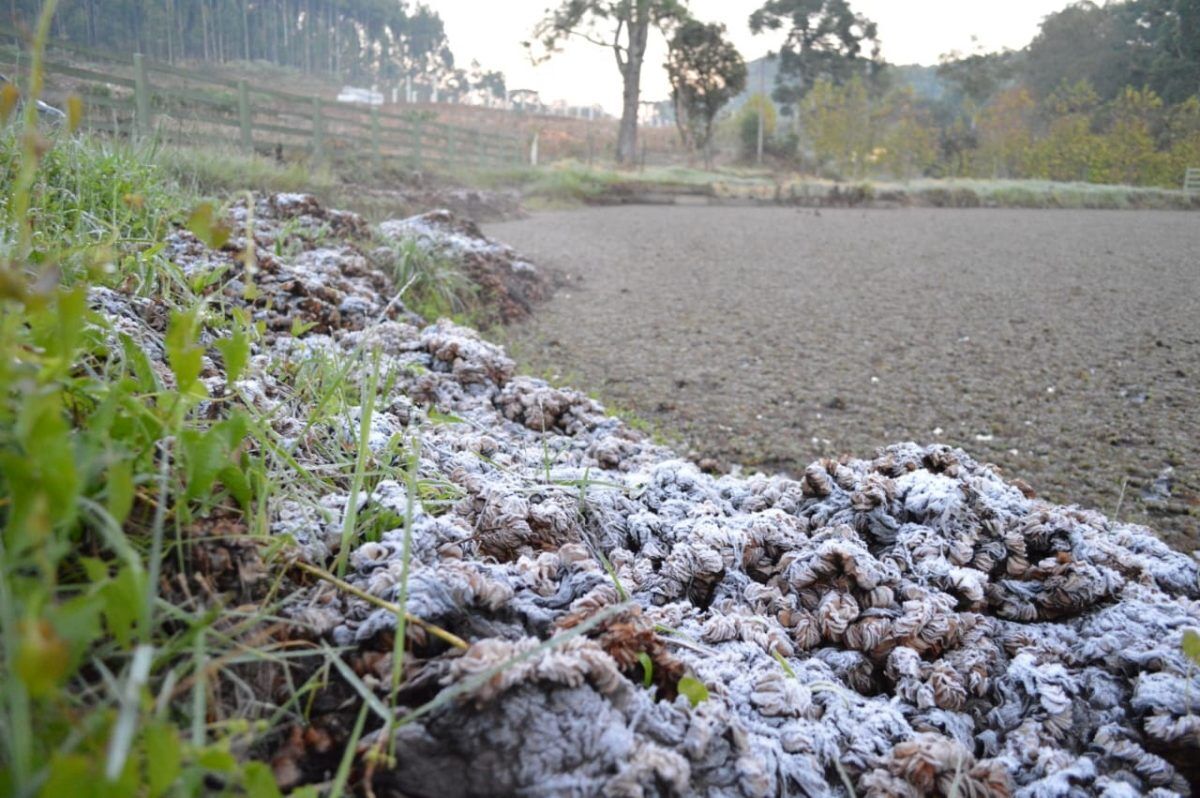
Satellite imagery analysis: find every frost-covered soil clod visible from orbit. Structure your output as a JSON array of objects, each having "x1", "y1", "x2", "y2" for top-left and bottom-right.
[{"x1": 94, "y1": 195, "x2": 1200, "y2": 797}]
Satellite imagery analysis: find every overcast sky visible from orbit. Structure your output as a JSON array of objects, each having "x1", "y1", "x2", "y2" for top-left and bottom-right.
[{"x1": 433, "y1": 0, "x2": 1076, "y2": 112}]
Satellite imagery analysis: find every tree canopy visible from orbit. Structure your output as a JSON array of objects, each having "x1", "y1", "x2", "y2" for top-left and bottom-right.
[
  {"x1": 748, "y1": 0, "x2": 882, "y2": 108},
  {"x1": 666, "y1": 20, "x2": 746, "y2": 162},
  {"x1": 1023, "y1": 0, "x2": 1200, "y2": 105}
]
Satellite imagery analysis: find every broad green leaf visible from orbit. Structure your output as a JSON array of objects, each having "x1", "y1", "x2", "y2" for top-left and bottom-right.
[
  {"x1": 106, "y1": 459, "x2": 135, "y2": 525},
  {"x1": 677, "y1": 675, "x2": 709, "y2": 708},
  {"x1": 81, "y1": 556, "x2": 109, "y2": 584},
  {"x1": 15, "y1": 619, "x2": 70, "y2": 697},
  {"x1": 34, "y1": 286, "x2": 87, "y2": 367},
  {"x1": 48, "y1": 594, "x2": 103, "y2": 669},
  {"x1": 196, "y1": 745, "x2": 237, "y2": 773},
  {"x1": 37, "y1": 753, "x2": 95, "y2": 798},
  {"x1": 637, "y1": 652, "x2": 654, "y2": 687},
  {"x1": 120, "y1": 333, "x2": 161, "y2": 393},
  {"x1": 143, "y1": 722, "x2": 182, "y2": 797},
  {"x1": 181, "y1": 428, "x2": 227, "y2": 503},
  {"x1": 218, "y1": 465, "x2": 252, "y2": 510},
  {"x1": 100, "y1": 565, "x2": 143, "y2": 649},
  {"x1": 8, "y1": 391, "x2": 79, "y2": 533},
  {"x1": 1183, "y1": 628, "x2": 1200, "y2": 666},
  {"x1": 243, "y1": 762, "x2": 284, "y2": 798},
  {"x1": 185, "y1": 202, "x2": 231, "y2": 250},
  {"x1": 215, "y1": 325, "x2": 250, "y2": 386},
  {"x1": 165, "y1": 308, "x2": 205, "y2": 397}
]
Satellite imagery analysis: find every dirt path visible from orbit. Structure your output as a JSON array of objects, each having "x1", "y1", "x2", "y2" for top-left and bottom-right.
[{"x1": 487, "y1": 206, "x2": 1200, "y2": 549}]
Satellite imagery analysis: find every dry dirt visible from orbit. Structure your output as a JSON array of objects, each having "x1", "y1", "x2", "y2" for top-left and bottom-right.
[{"x1": 488, "y1": 205, "x2": 1200, "y2": 550}]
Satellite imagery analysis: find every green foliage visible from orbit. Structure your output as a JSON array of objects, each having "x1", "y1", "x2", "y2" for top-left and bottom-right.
[
  {"x1": 377, "y1": 237, "x2": 479, "y2": 323},
  {"x1": 748, "y1": 0, "x2": 883, "y2": 109},
  {"x1": 666, "y1": 20, "x2": 747, "y2": 161},
  {"x1": 5, "y1": 0, "x2": 471, "y2": 93},
  {"x1": 158, "y1": 145, "x2": 333, "y2": 198},
  {"x1": 1024, "y1": 0, "x2": 1200, "y2": 106},
  {"x1": 0, "y1": 141, "x2": 263, "y2": 797},
  {"x1": 0, "y1": 15, "x2": 336, "y2": 795},
  {"x1": 0, "y1": 131, "x2": 181, "y2": 266},
  {"x1": 736, "y1": 93, "x2": 791, "y2": 162},
  {"x1": 803, "y1": 77, "x2": 874, "y2": 178},
  {"x1": 637, "y1": 652, "x2": 654, "y2": 687},
  {"x1": 1182, "y1": 629, "x2": 1200, "y2": 667},
  {"x1": 676, "y1": 675, "x2": 709, "y2": 707}
]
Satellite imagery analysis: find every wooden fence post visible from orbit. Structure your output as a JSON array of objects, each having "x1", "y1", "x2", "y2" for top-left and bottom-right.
[
  {"x1": 311, "y1": 97, "x2": 324, "y2": 162},
  {"x1": 370, "y1": 107, "x2": 381, "y2": 171},
  {"x1": 475, "y1": 129, "x2": 484, "y2": 171},
  {"x1": 412, "y1": 116, "x2": 423, "y2": 166},
  {"x1": 133, "y1": 53, "x2": 151, "y2": 138},
  {"x1": 237, "y1": 79, "x2": 252, "y2": 153}
]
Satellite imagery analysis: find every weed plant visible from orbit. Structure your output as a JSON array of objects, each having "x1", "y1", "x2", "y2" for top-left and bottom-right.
[{"x1": 0, "y1": 7, "x2": 508, "y2": 795}]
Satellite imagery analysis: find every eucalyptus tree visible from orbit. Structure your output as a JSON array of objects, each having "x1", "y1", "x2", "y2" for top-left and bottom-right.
[
  {"x1": 4, "y1": 0, "x2": 468, "y2": 94},
  {"x1": 528, "y1": 0, "x2": 689, "y2": 164}
]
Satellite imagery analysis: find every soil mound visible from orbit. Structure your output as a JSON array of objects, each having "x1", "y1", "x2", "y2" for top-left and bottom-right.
[{"x1": 91, "y1": 195, "x2": 1200, "y2": 796}]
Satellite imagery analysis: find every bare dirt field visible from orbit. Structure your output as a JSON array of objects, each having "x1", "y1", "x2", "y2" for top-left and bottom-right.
[{"x1": 487, "y1": 205, "x2": 1200, "y2": 549}]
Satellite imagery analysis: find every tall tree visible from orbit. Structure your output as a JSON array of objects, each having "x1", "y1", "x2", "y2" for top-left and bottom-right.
[
  {"x1": 529, "y1": 0, "x2": 688, "y2": 164},
  {"x1": 748, "y1": 0, "x2": 882, "y2": 110},
  {"x1": 1120, "y1": 0, "x2": 1200, "y2": 105},
  {"x1": 2, "y1": 0, "x2": 496, "y2": 101},
  {"x1": 665, "y1": 19, "x2": 746, "y2": 165},
  {"x1": 1023, "y1": 1, "x2": 1134, "y2": 100}
]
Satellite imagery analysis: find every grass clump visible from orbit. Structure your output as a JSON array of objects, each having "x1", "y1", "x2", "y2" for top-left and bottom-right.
[
  {"x1": 156, "y1": 143, "x2": 334, "y2": 198},
  {"x1": 0, "y1": 110, "x2": 292, "y2": 793},
  {"x1": 375, "y1": 237, "x2": 480, "y2": 324},
  {"x1": 0, "y1": 74, "x2": 499, "y2": 798},
  {"x1": 0, "y1": 14, "x2": 406, "y2": 795},
  {"x1": 469, "y1": 163, "x2": 623, "y2": 207}
]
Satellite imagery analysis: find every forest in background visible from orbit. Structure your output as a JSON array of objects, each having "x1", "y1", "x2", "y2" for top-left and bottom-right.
[
  {"x1": 732, "y1": 0, "x2": 1200, "y2": 187},
  {"x1": 1, "y1": 0, "x2": 508, "y2": 103},
  {"x1": 4, "y1": 0, "x2": 1199, "y2": 187}
]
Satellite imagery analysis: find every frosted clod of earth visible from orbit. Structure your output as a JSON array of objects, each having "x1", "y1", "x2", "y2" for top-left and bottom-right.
[{"x1": 88, "y1": 194, "x2": 1200, "y2": 796}]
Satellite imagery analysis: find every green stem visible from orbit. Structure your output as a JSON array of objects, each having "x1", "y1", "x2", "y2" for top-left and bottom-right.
[{"x1": 334, "y1": 349, "x2": 381, "y2": 578}]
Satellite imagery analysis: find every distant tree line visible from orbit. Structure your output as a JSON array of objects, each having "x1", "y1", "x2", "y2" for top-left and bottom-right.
[
  {"x1": 3, "y1": 1, "x2": 507, "y2": 102},
  {"x1": 740, "y1": 0, "x2": 1200, "y2": 187}
]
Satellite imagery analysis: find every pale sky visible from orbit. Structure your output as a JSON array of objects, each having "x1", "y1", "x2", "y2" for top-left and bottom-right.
[{"x1": 433, "y1": 0, "x2": 1077, "y2": 113}]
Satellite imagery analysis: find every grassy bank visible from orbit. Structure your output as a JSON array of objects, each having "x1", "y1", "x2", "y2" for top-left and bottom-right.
[
  {"x1": 0, "y1": 106, "x2": 494, "y2": 798},
  {"x1": 467, "y1": 162, "x2": 1200, "y2": 211}
]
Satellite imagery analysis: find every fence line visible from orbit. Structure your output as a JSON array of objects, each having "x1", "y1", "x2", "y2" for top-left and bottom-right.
[{"x1": 0, "y1": 28, "x2": 529, "y2": 171}]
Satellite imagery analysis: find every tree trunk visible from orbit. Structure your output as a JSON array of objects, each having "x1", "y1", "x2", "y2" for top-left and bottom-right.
[
  {"x1": 166, "y1": 0, "x2": 174, "y2": 63},
  {"x1": 281, "y1": 0, "x2": 289, "y2": 66},
  {"x1": 201, "y1": 1, "x2": 210, "y2": 61},
  {"x1": 85, "y1": 0, "x2": 96, "y2": 47},
  {"x1": 616, "y1": 1, "x2": 651, "y2": 165}
]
